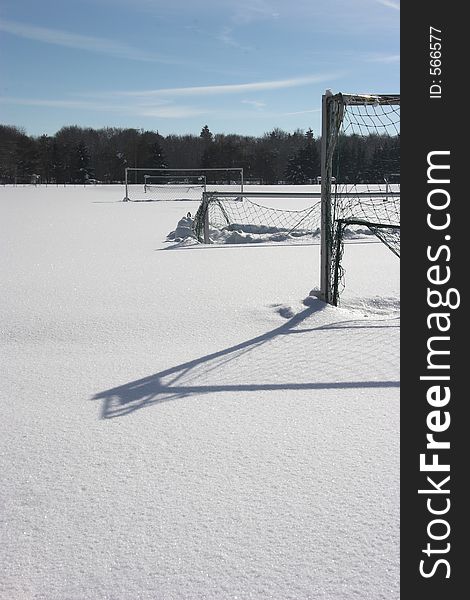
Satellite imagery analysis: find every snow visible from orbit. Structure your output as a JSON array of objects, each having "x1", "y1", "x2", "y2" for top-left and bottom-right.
[{"x1": 0, "y1": 185, "x2": 399, "y2": 600}]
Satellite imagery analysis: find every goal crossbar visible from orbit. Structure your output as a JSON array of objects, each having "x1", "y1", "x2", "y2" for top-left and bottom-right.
[{"x1": 338, "y1": 93, "x2": 400, "y2": 106}]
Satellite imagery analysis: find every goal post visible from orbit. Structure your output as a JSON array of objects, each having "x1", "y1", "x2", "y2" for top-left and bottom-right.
[
  {"x1": 123, "y1": 167, "x2": 244, "y2": 202},
  {"x1": 319, "y1": 91, "x2": 400, "y2": 305}
]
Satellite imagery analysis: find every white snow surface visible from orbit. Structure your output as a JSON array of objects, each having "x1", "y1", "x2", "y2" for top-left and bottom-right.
[{"x1": 0, "y1": 185, "x2": 399, "y2": 600}]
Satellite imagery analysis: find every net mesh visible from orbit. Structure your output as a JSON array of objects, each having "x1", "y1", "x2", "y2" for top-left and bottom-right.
[
  {"x1": 143, "y1": 183, "x2": 206, "y2": 201},
  {"x1": 193, "y1": 195, "x2": 322, "y2": 244}
]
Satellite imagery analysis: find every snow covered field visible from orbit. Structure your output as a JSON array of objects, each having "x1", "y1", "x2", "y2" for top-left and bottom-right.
[{"x1": 0, "y1": 185, "x2": 399, "y2": 600}]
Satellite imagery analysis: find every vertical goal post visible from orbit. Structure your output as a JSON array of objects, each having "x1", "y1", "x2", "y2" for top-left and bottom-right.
[
  {"x1": 123, "y1": 167, "x2": 244, "y2": 202},
  {"x1": 319, "y1": 90, "x2": 400, "y2": 305}
]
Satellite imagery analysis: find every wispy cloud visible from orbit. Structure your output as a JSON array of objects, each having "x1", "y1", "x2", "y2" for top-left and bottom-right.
[
  {"x1": 283, "y1": 108, "x2": 321, "y2": 116},
  {"x1": 104, "y1": 73, "x2": 344, "y2": 98},
  {"x1": 0, "y1": 18, "x2": 177, "y2": 63},
  {"x1": 217, "y1": 27, "x2": 252, "y2": 51},
  {"x1": 0, "y1": 96, "x2": 206, "y2": 119},
  {"x1": 0, "y1": 71, "x2": 339, "y2": 120},
  {"x1": 0, "y1": 93, "x2": 323, "y2": 123},
  {"x1": 137, "y1": 106, "x2": 208, "y2": 118},
  {"x1": 375, "y1": 0, "x2": 400, "y2": 10},
  {"x1": 241, "y1": 100, "x2": 266, "y2": 108},
  {"x1": 0, "y1": 97, "x2": 131, "y2": 112},
  {"x1": 229, "y1": 0, "x2": 281, "y2": 24},
  {"x1": 367, "y1": 53, "x2": 400, "y2": 63}
]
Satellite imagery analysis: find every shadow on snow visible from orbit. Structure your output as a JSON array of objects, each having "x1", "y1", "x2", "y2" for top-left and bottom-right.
[{"x1": 92, "y1": 301, "x2": 399, "y2": 419}]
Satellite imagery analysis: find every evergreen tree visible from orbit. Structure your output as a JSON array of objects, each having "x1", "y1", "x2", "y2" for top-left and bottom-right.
[
  {"x1": 284, "y1": 129, "x2": 320, "y2": 184},
  {"x1": 36, "y1": 135, "x2": 54, "y2": 183},
  {"x1": 369, "y1": 143, "x2": 388, "y2": 183},
  {"x1": 99, "y1": 147, "x2": 127, "y2": 183},
  {"x1": 150, "y1": 141, "x2": 168, "y2": 169},
  {"x1": 251, "y1": 145, "x2": 277, "y2": 184},
  {"x1": 11, "y1": 133, "x2": 39, "y2": 181},
  {"x1": 299, "y1": 133, "x2": 320, "y2": 182},
  {"x1": 50, "y1": 141, "x2": 66, "y2": 183},
  {"x1": 200, "y1": 127, "x2": 218, "y2": 171},
  {"x1": 305, "y1": 127, "x2": 314, "y2": 142},
  {"x1": 0, "y1": 125, "x2": 27, "y2": 182},
  {"x1": 200, "y1": 125, "x2": 213, "y2": 144},
  {"x1": 200, "y1": 145, "x2": 214, "y2": 169},
  {"x1": 284, "y1": 154, "x2": 305, "y2": 184}
]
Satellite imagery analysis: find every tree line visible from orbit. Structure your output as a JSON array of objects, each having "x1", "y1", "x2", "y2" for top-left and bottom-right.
[{"x1": 0, "y1": 123, "x2": 399, "y2": 185}]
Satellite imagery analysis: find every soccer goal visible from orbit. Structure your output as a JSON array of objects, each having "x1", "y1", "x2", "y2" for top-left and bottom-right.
[
  {"x1": 193, "y1": 191, "x2": 323, "y2": 244},
  {"x1": 123, "y1": 168, "x2": 244, "y2": 202},
  {"x1": 319, "y1": 91, "x2": 400, "y2": 305}
]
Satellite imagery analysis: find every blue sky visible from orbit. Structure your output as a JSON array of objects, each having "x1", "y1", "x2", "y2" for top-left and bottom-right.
[{"x1": 0, "y1": 0, "x2": 399, "y2": 137}]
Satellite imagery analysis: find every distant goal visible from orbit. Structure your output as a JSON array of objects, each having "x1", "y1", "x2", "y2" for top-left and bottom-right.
[{"x1": 123, "y1": 168, "x2": 244, "y2": 202}]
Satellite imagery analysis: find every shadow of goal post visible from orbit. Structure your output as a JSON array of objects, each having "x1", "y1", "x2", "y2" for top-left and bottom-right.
[{"x1": 319, "y1": 90, "x2": 400, "y2": 305}]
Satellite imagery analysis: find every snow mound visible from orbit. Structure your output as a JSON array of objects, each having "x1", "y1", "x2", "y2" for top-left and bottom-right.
[
  {"x1": 166, "y1": 215, "x2": 197, "y2": 243},
  {"x1": 213, "y1": 225, "x2": 321, "y2": 244},
  {"x1": 211, "y1": 228, "x2": 302, "y2": 244},
  {"x1": 166, "y1": 213, "x2": 381, "y2": 247},
  {"x1": 300, "y1": 289, "x2": 399, "y2": 318},
  {"x1": 342, "y1": 225, "x2": 375, "y2": 238},
  {"x1": 341, "y1": 295, "x2": 400, "y2": 316},
  {"x1": 167, "y1": 214, "x2": 320, "y2": 245}
]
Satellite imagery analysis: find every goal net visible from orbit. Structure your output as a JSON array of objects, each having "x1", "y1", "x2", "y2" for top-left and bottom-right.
[
  {"x1": 193, "y1": 192, "x2": 322, "y2": 244},
  {"x1": 144, "y1": 174, "x2": 206, "y2": 201},
  {"x1": 123, "y1": 168, "x2": 244, "y2": 202},
  {"x1": 320, "y1": 91, "x2": 400, "y2": 305}
]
